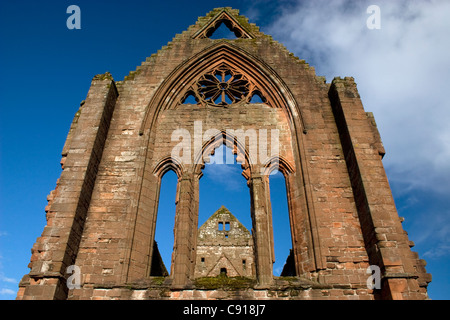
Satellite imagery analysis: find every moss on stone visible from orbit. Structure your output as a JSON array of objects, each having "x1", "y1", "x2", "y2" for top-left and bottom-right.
[
  {"x1": 194, "y1": 275, "x2": 255, "y2": 290},
  {"x1": 124, "y1": 68, "x2": 142, "y2": 82},
  {"x1": 93, "y1": 72, "x2": 114, "y2": 81},
  {"x1": 150, "y1": 277, "x2": 166, "y2": 286}
]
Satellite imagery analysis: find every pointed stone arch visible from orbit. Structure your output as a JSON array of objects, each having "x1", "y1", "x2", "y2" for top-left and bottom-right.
[
  {"x1": 192, "y1": 9, "x2": 254, "y2": 39},
  {"x1": 153, "y1": 155, "x2": 185, "y2": 179},
  {"x1": 193, "y1": 129, "x2": 252, "y2": 181},
  {"x1": 130, "y1": 41, "x2": 321, "y2": 287}
]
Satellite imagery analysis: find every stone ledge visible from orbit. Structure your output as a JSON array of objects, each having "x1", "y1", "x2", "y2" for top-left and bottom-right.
[
  {"x1": 382, "y1": 272, "x2": 419, "y2": 280},
  {"x1": 91, "y1": 276, "x2": 330, "y2": 291}
]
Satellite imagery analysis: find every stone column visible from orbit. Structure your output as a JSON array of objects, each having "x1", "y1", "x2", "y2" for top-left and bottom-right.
[
  {"x1": 249, "y1": 174, "x2": 273, "y2": 287},
  {"x1": 171, "y1": 172, "x2": 196, "y2": 288},
  {"x1": 263, "y1": 175, "x2": 275, "y2": 265}
]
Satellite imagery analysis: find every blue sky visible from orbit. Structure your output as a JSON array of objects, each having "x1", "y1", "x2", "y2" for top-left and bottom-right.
[{"x1": 1, "y1": 0, "x2": 449, "y2": 300}]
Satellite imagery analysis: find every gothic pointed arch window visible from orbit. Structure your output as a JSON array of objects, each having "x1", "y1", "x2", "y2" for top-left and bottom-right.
[
  {"x1": 151, "y1": 169, "x2": 178, "y2": 276},
  {"x1": 136, "y1": 43, "x2": 311, "y2": 287},
  {"x1": 268, "y1": 170, "x2": 295, "y2": 276},
  {"x1": 208, "y1": 21, "x2": 240, "y2": 39},
  {"x1": 192, "y1": 10, "x2": 254, "y2": 40},
  {"x1": 198, "y1": 144, "x2": 251, "y2": 231}
]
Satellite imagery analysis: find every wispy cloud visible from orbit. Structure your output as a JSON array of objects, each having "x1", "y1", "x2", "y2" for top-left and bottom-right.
[
  {"x1": 0, "y1": 232, "x2": 18, "y2": 297},
  {"x1": 0, "y1": 288, "x2": 16, "y2": 296},
  {"x1": 0, "y1": 261, "x2": 18, "y2": 298},
  {"x1": 203, "y1": 145, "x2": 247, "y2": 192},
  {"x1": 274, "y1": 266, "x2": 283, "y2": 276},
  {"x1": 410, "y1": 208, "x2": 450, "y2": 259},
  {"x1": 0, "y1": 274, "x2": 17, "y2": 284},
  {"x1": 424, "y1": 244, "x2": 450, "y2": 259}
]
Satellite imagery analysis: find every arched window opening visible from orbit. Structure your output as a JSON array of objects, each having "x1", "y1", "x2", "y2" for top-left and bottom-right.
[
  {"x1": 269, "y1": 170, "x2": 295, "y2": 277},
  {"x1": 249, "y1": 91, "x2": 266, "y2": 104},
  {"x1": 181, "y1": 91, "x2": 198, "y2": 104},
  {"x1": 207, "y1": 21, "x2": 240, "y2": 39},
  {"x1": 198, "y1": 144, "x2": 251, "y2": 230},
  {"x1": 194, "y1": 144, "x2": 255, "y2": 279},
  {"x1": 151, "y1": 170, "x2": 178, "y2": 276}
]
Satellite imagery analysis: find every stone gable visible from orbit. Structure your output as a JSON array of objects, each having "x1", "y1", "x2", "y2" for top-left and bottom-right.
[{"x1": 195, "y1": 206, "x2": 255, "y2": 278}]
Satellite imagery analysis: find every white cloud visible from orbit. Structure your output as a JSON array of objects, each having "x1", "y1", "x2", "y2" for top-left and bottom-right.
[
  {"x1": 266, "y1": 0, "x2": 450, "y2": 195},
  {"x1": 0, "y1": 274, "x2": 17, "y2": 284},
  {"x1": 408, "y1": 208, "x2": 450, "y2": 259},
  {"x1": 0, "y1": 247, "x2": 18, "y2": 286},
  {"x1": 203, "y1": 145, "x2": 247, "y2": 191},
  {"x1": 274, "y1": 266, "x2": 283, "y2": 276},
  {"x1": 424, "y1": 244, "x2": 450, "y2": 259},
  {"x1": 0, "y1": 288, "x2": 16, "y2": 296},
  {"x1": 203, "y1": 163, "x2": 246, "y2": 191}
]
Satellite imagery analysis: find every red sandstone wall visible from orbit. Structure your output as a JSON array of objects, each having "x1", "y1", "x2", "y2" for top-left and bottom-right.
[{"x1": 17, "y1": 7, "x2": 429, "y2": 300}]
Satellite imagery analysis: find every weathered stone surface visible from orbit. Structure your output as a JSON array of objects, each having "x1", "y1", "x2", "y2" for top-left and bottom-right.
[
  {"x1": 195, "y1": 206, "x2": 255, "y2": 278},
  {"x1": 17, "y1": 7, "x2": 430, "y2": 300}
]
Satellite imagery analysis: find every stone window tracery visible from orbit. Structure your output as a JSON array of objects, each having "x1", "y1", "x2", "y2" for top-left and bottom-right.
[{"x1": 181, "y1": 65, "x2": 267, "y2": 107}]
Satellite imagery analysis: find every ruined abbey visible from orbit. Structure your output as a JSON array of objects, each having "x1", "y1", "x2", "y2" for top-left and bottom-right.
[{"x1": 17, "y1": 7, "x2": 430, "y2": 300}]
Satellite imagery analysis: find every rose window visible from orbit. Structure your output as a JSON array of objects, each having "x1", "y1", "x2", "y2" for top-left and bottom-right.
[
  {"x1": 181, "y1": 66, "x2": 268, "y2": 107},
  {"x1": 197, "y1": 68, "x2": 251, "y2": 106}
]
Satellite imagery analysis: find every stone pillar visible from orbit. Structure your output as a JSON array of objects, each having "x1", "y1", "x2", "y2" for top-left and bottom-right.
[
  {"x1": 249, "y1": 174, "x2": 273, "y2": 287},
  {"x1": 171, "y1": 172, "x2": 196, "y2": 288},
  {"x1": 189, "y1": 175, "x2": 200, "y2": 279},
  {"x1": 263, "y1": 175, "x2": 275, "y2": 265},
  {"x1": 17, "y1": 73, "x2": 118, "y2": 300},
  {"x1": 126, "y1": 172, "x2": 161, "y2": 281},
  {"x1": 284, "y1": 170, "x2": 320, "y2": 276}
]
